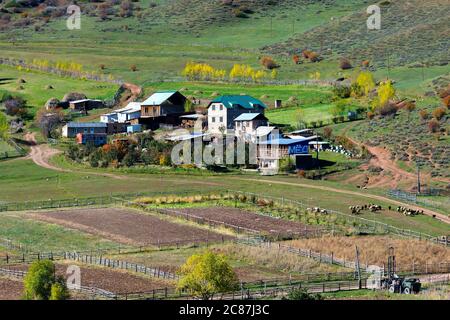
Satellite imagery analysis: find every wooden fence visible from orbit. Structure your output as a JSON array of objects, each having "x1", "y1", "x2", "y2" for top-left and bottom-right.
[{"x1": 229, "y1": 191, "x2": 449, "y2": 246}]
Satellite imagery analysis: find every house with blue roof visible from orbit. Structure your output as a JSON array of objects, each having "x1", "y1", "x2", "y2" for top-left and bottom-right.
[{"x1": 207, "y1": 95, "x2": 266, "y2": 134}]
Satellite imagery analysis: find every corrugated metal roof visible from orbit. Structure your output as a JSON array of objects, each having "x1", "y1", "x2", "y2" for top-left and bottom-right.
[
  {"x1": 259, "y1": 138, "x2": 307, "y2": 145},
  {"x1": 66, "y1": 122, "x2": 107, "y2": 128},
  {"x1": 256, "y1": 126, "x2": 277, "y2": 137},
  {"x1": 210, "y1": 95, "x2": 267, "y2": 110},
  {"x1": 142, "y1": 91, "x2": 178, "y2": 105},
  {"x1": 233, "y1": 113, "x2": 263, "y2": 121}
]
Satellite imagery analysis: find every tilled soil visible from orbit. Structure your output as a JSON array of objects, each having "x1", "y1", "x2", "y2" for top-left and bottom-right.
[
  {"x1": 175, "y1": 207, "x2": 316, "y2": 236},
  {"x1": 31, "y1": 208, "x2": 230, "y2": 246}
]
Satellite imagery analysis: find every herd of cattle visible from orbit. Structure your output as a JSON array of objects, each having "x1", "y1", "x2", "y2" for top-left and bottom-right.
[
  {"x1": 348, "y1": 204, "x2": 423, "y2": 216},
  {"x1": 349, "y1": 204, "x2": 382, "y2": 214},
  {"x1": 306, "y1": 204, "x2": 423, "y2": 217}
]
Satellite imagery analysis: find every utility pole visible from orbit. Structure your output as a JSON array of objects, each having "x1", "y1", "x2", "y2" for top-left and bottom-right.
[
  {"x1": 416, "y1": 160, "x2": 421, "y2": 194},
  {"x1": 355, "y1": 246, "x2": 362, "y2": 289}
]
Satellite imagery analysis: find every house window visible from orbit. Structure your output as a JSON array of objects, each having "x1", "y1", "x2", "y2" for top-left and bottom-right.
[
  {"x1": 212, "y1": 117, "x2": 216, "y2": 123},
  {"x1": 212, "y1": 105, "x2": 216, "y2": 111},
  {"x1": 219, "y1": 105, "x2": 223, "y2": 111},
  {"x1": 219, "y1": 117, "x2": 223, "y2": 122},
  {"x1": 90, "y1": 128, "x2": 94, "y2": 134},
  {"x1": 83, "y1": 128, "x2": 88, "y2": 133}
]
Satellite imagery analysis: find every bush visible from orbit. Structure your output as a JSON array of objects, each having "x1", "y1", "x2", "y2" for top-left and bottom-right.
[
  {"x1": 419, "y1": 109, "x2": 429, "y2": 120},
  {"x1": 339, "y1": 58, "x2": 352, "y2": 70},
  {"x1": 432, "y1": 107, "x2": 446, "y2": 120},
  {"x1": 323, "y1": 127, "x2": 332, "y2": 139},
  {"x1": 260, "y1": 56, "x2": 279, "y2": 70},
  {"x1": 367, "y1": 111, "x2": 375, "y2": 119},
  {"x1": 49, "y1": 282, "x2": 69, "y2": 300},
  {"x1": 443, "y1": 96, "x2": 450, "y2": 109},
  {"x1": 130, "y1": 64, "x2": 137, "y2": 72},
  {"x1": 333, "y1": 85, "x2": 351, "y2": 99},
  {"x1": 379, "y1": 102, "x2": 398, "y2": 117},
  {"x1": 428, "y1": 119, "x2": 440, "y2": 133},
  {"x1": 284, "y1": 287, "x2": 323, "y2": 300},
  {"x1": 4, "y1": 96, "x2": 26, "y2": 116}
]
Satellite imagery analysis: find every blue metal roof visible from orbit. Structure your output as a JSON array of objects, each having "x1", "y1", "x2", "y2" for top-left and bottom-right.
[
  {"x1": 142, "y1": 91, "x2": 178, "y2": 105},
  {"x1": 210, "y1": 95, "x2": 267, "y2": 110},
  {"x1": 67, "y1": 122, "x2": 107, "y2": 128},
  {"x1": 233, "y1": 113, "x2": 264, "y2": 121},
  {"x1": 259, "y1": 138, "x2": 307, "y2": 145}
]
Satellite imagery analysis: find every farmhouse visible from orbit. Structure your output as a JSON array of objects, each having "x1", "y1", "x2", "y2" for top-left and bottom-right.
[
  {"x1": 257, "y1": 138, "x2": 313, "y2": 173},
  {"x1": 234, "y1": 113, "x2": 268, "y2": 142},
  {"x1": 62, "y1": 122, "x2": 107, "y2": 138},
  {"x1": 207, "y1": 95, "x2": 266, "y2": 134},
  {"x1": 100, "y1": 102, "x2": 142, "y2": 124}
]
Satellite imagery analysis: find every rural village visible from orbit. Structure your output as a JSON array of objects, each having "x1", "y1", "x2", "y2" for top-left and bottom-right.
[{"x1": 0, "y1": 0, "x2": 448, "y2": 308}]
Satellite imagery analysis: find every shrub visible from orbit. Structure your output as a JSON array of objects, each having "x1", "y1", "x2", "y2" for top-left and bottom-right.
[
  {"x1": 260, "y1": 56, "x2": 279, "y2": 70},
  {"x1": 49, "y1": 282, "x2": 69, "y2": 300},
  {"x1": 367, "y1": 111, "x2": 375, "y2": 119},
  {"x1": 428, "y1": 119, "x2": 440, "y2": 133},
  {"x1": 302, "y1": 50, "x2": 320, "y2": 62},
  {"x1": 361, "y1": 60, "x2": 370, "y2": 68},
  {"x1": 4, "y1": 96, "x2": 26, "y2": 116},
  {"x1": 130, "y1": 64, "x2": 137, "y2": 72},
  {"x1": 419, "y1": 109, "x2": 429, "y2": 120},
  {"x1": 292, "y1": 55, "x2": 300, "y2": 65},
  {"x1": 339, "y1": 58, "x2": 352, "y2": 70},
  {"x1": 284, "y1": 287, "x2": 323, "y2": 300},
  {"x1": 323, "y1": 127, "x2": 332, "y2": 139},
  {"x1": 432, "y1": 107, "x2": 446, "y2": 120},
  {"x1": 379, "y1": 102, "x2": 398, "y2": 117},
  {"x1": 443, "y1": 96, "x2": 450, "y2": 109},
  {"x1": 333, "y1": 85, "x2": 351, "y2": 99}
]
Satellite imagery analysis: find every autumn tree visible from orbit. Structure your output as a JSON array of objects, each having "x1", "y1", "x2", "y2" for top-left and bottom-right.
[
  {"x1": 372, "y1": 80, "x2": 395, "y2": 112},
  {"x1": 177, "y1": 251, "x2": 238, "y2": 300},
  {"x1": 432, "y1": 107, "x2": 446, "y2": 120},
  {"x1": 260, "y1": 56, "x2": 279, "y2": 70},
  {"x1": 355, "y1": 71, "x2": 375, "y2": 96}
]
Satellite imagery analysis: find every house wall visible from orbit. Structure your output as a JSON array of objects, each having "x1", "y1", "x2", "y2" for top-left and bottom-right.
[
  {"x1": 208, "y1": 103, "x2": 227, "y2": 133},
  {"x1": 66, "y1": 126, "x2": 107, "y2": 138}
]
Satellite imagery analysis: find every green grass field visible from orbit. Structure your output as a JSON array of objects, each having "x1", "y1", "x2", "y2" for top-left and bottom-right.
[
  {"x1": 0, "y1": 158, "x2": 448, "y2": 236},
  {"x1": 0, "y1": 65, "x2": 118, "y2": 116},
  {"x1": 0, "y1": 213, "x2": 118, "y2": 252}
]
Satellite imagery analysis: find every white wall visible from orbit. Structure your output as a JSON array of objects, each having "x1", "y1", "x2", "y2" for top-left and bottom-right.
[{"x1": 208, "y1": 103, "x2": 227, "y2": 134}]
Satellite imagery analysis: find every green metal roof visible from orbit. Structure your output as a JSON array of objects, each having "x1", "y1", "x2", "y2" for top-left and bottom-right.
[{"x1": 210, "y1": 95, "x2": 267, "y2": 110}]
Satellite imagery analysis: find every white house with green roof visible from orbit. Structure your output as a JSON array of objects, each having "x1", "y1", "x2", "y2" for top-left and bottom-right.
[{"x1": 207, "y1": 95, "x2": 267, "y2": 134}]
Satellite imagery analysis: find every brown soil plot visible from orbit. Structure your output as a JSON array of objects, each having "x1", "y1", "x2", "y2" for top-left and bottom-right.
[
  {"x1": 0, "y1": 277, "x2": 23, "y2": 300},
  {"x1": 175, "y1": 207, "x2": 317, "y2": 236},
  {"x1": 31, "y1": 208, "x2": 230, "y2": 246}
]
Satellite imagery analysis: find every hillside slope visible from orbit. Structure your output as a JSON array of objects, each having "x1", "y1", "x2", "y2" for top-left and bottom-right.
[{"x1": 264, "y1": 0, "x2": 450, "y2": 67}]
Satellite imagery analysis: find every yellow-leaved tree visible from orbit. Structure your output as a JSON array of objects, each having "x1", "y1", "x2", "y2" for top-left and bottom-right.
[
  {"x1": 376, "y1": 80, "x2": 396, "y2": 109},
  {"x1": 0, "y1": 112, "x2": 9, "y2": 141},
  {"x1": 177, "y1": 251, "x2": 238, "y2": 300},
  {"x1": 356, "y1": 71, "x2": 375, "y2": 96}
]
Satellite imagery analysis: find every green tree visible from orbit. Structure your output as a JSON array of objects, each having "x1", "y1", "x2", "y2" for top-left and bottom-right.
[
  {"x1": 49, "y1": 282, "x2": 70, "y2": 300},
  {"x1": 0, "y1": 112, "x2": 9, "y2": 141},
  {"x1": 279, "y1": 156, "x2": 295, "y2": 173},
  {"x1": 331, "y1": 99, "x2": 347, "y2": 117},
  {"x1": 177, "y1": 251, "x2": 238, "y2": 300},
  {"x1": 23, "y1": 260, "x2": 56, "y2": 300},
  {"x1": 184, "y1": 99, "x2": 195, "y2": 113}
]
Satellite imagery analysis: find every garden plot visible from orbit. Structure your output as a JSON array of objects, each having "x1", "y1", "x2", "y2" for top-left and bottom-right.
[
  {"x1": 30, "y1": 208, "x2": 230, "y2": 246},
  {"x1": 172, "y1": 207, "x2": 318, "y2": 237},
  {"x1": 0, "y1": 277, "x2": 23, "y2": 300}
]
